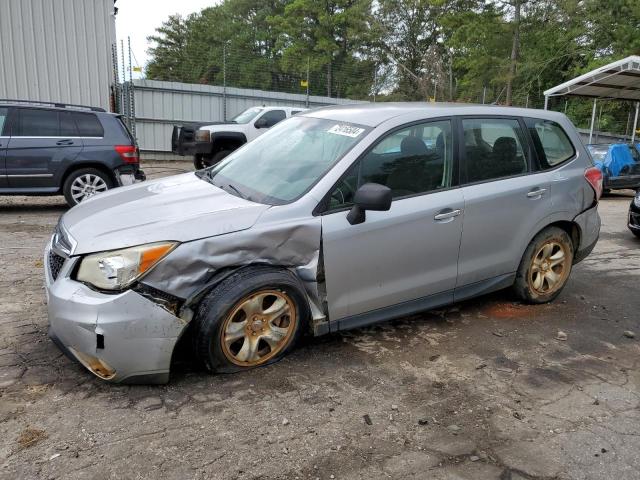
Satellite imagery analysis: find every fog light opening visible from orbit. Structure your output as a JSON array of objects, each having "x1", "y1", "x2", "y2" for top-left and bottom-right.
[{"x1": 68, "y1": 347, "x2": 116, "y2": 380}]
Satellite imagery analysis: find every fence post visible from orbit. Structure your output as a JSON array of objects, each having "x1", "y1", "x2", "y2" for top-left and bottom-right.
[
  {"x1": 306, "y1": 57, "x2": 310, "y2": 108},
  {"x1": 223, "y1": 43, "x2": 227, "y2": 121},
  {"x1": 120, "y1": 39, "x2": 128, "y2": 121},
  {"x1": 127, "y1": 36, "x2": 136, "y2": 140}
]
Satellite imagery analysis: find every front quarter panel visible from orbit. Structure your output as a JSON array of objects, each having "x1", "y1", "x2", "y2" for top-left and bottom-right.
[{"x1": 141, "y1": 206, "x2": 323, "y2": 308}]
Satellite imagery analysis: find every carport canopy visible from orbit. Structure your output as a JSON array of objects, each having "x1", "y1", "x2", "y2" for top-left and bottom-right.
[{"x1": 543, "y1": 55, "x2": 640, "y2": 143}]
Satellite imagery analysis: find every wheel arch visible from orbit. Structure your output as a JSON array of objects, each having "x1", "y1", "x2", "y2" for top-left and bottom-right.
[
  {"x1": 518, "y1": 216, "x2": 581, "y2": 270},
  {"x1": 211, "y1": 132, "x2": 247, "y2": 153},
  {"x1": 181, "y1": 263, "x2": 316, "y2": 333},
  {"x1": 59, "y1": 162, "x2": 116, "y2": 192}
]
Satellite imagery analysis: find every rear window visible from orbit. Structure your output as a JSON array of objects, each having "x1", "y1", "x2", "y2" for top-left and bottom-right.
[
  {"x1": 71, "y1": 112, "x2": 104, "y2": 137},
  {"x1": 525, "y1": 118, "x2": 575, "y2": 169},
  {"x1": 0, "y1": 108, "x2": 8, "y2": 135}
]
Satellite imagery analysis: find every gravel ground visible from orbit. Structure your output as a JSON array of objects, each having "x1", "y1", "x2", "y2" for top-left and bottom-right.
[{"x1": 0, "y1": 161, "x2": 639, "y2": 480}]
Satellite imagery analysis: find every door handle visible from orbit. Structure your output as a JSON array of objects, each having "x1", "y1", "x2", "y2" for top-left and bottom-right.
[
  {"x1": 434, "y1": 209, "x2": 462, "y2": 221},
  {"x1": 527, "y1": 188, "x2": 547, "y2": 198},
  {"x1": 56, "y1": 139, "x2": 74, "y2": 146}
]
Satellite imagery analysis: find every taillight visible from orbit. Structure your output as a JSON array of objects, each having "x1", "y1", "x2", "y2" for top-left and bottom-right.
[
  {"x1": 584, "y1": 166, "x2": 603, "y2": 201},
  {"x1": 114, "y1": 145, "x2": 139, "y2": 164}
]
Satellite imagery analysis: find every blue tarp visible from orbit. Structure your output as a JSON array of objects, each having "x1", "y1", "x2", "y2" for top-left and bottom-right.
[{"x1": 594, "y1": 144, "x2": 636, "y2": 177}]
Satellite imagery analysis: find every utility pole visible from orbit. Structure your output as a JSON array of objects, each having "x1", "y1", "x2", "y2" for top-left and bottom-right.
[
  {"x1": 373, "y1": 64, "x2": 377, "y2": 103},
  {"x1": 506, "y1": 0, "x2": 522, "y2": 106}
]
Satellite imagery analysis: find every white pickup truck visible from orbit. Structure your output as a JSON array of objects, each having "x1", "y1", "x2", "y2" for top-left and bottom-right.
[{"x1": 171, "y1": 106, "x2": 307, "y2": 169}]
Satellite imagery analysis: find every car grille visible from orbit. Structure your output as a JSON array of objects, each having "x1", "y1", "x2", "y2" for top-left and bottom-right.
[{"x1": 48, "y1": 250, "x2": 66, "y2": 281}]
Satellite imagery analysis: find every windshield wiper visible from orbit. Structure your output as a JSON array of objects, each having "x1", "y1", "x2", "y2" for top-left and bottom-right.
[{"x1": 225, "y1": 183, "x2": 244, "y2": 198}]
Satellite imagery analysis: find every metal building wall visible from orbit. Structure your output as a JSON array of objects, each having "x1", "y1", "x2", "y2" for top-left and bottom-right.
[
  {"x1": 133, "y1": 79, "x2": 366, "y2": 157},
  {"x1": 0, "y1": 0, "x2": 116, "y2": 110}
]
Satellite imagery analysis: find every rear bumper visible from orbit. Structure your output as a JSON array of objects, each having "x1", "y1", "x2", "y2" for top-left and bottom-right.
[
  {"x1": 573, "y1": 204, "x2": 601, "y2": 264},
  {"x1": 115, "y1": 166, "x2": 146, "y2": 186},
  {"x1": 45, "y1": 241, "x2": 185, "y2": 384},
  {"x1": 605, "y1": 174, "x2": 640, "y2": 190}
]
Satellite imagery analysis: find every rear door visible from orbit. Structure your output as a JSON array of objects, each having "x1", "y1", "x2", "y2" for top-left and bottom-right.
[
  {"x1": 0, "y1": 107, "x2": 9, "y2": 188},
  {"x1": 6, "y1": 108, "x2": 83, "y2": 189},
  {"x1": 455, "y1": 116, "x2": 551, "y2": 293}
]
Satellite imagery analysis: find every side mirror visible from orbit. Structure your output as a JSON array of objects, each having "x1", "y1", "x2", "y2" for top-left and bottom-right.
[
  {"x1": 346, "y1": 183, "x2": 392, "y2": 225},
  {"x1": 254, "y1": 117, "x2": 269, "y2": 129}
]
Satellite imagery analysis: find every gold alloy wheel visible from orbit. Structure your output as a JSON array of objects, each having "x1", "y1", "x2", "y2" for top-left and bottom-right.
[
  {"x1": 528, "y1": 241, "x2": 570, "y2": 295},
  {"x1": 220, "y1": 289, "x2": 297, "y2": 366}
]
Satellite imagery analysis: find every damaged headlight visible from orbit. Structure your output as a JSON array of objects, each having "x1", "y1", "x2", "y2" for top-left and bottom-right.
[
  {"x1": 76, "y1": 242, "x2": 177, "y2": 290},
  {"x1": 634, "y1": 194, "x2": 640, "y2": 208},
  {"x1": 195, "y1": 129, "x2": 211, "y2": 142}
]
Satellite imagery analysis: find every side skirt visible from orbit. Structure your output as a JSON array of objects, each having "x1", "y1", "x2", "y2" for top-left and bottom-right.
[{"x1": 327, "y1": 273, "x2": 515, "y2": 334}]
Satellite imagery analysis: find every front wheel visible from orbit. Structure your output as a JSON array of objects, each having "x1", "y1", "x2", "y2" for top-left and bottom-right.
[
  {"x1": 63, "y1": 168, "x2": 112, "y2": 206},
  {"x1": 193, "y1": 267, "x2": 309, "y2": 373},
  {"x1": 513, "y1": 226, "x2": 574, "y2": 304},
  {"x1": 193, "y1": 154, "x2": 208, "y2": 170}
]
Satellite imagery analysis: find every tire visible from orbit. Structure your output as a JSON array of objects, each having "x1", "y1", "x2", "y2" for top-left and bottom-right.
[
  {"x1": 513, "y1": 226, "x2": 574, "y2": 304},
  {"x1": 62, "y1": 168, "x2": 113, "y2": 207},
  {"x1": 632, "y1": 230, "x2": 640, "y2": 239},
  {"x1": 193, "y1": 266, "x2": 309, "y2": 374},
  {"x1": 193, "y1": 154, "x2": 208, "y2": 170}
]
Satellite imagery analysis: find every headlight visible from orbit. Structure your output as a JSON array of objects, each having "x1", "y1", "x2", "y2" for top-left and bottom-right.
[
  {"x1": 195, "y1": 129, "x2": 211, "y2": 142},
  {"x1": 76, "y1": 242, "x2": 177, "y2": 290},
  {"x1": 634, "y1": 194, "x2": 640, "y2": 208}
]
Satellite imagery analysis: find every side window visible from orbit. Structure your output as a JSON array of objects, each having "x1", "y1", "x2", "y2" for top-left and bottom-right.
[
  {"x1": 71, "y1": 112, "x2": 104, "y2": 137},
  {"x1": 18, "y1": 108, "x2": 59, "y2": 136},
  {"x1": 462, "y1": 118, "x2": 529, "y2": 183},
  {"x1": 291, "y1": 110, "x2": 304, "y2": 116},
  {"x1": 0, "y1": 108, "x2": 7, "y2": 135},
  {"x1": 59, "y1": 112, "x2": 78, "y2": 137},
  {"x1": 327, "y1": 120, "x2": 453, "y2": 210},
  {"x1": 525, "y1": 118, "x2": 575, "y2": 169},
  {"x1": 258, "y1": 110, "x2": 286, "y2": 128}
]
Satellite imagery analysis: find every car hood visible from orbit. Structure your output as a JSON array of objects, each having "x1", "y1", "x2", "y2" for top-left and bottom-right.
[{"x1": 61, "y1": 173, "x2": 270, "y2": 255}]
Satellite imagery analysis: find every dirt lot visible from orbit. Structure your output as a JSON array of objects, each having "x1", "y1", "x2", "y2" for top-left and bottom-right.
[{"x1": 1, "y1": 162, "x2": 639, "y2": 480}]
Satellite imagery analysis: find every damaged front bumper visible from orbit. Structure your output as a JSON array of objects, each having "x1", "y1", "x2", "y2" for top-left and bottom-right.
[{"x1": 45, "y1": 241, "x2": 186, "y2": 384}]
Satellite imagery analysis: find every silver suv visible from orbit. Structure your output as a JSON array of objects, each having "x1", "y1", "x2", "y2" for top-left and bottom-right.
[{"x1": 45, "y1": 103, "x2": 602, "y2": 384}]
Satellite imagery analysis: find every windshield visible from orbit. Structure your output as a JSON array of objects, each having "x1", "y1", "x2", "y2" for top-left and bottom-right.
[
  {"x1": 199, "y1": 116, "x2": 368, "y2": 204},
  {"x1": 231, "y1": 107, "x2": 264, "y2": 124}
]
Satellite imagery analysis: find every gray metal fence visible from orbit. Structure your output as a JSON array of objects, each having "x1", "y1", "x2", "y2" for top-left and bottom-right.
[{"x1": 132, "y1": 79, "x2": 365, "y2": 159}]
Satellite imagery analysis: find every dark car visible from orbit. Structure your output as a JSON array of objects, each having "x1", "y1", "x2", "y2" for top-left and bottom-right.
[
  {"x1": 586, "y1": 143, "x2": 640, "y2": 191},
  {"x1": 628, "y1": 191, "x2": 640, "y2": 238},
  {"x1": 0, "y1": 100, "x2": 145, "y2": 206}
]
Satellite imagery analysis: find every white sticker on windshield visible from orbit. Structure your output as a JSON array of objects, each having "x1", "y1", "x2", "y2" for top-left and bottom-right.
[{"x1": 327, "y1": 124, "x2": 365, "y2": 138}]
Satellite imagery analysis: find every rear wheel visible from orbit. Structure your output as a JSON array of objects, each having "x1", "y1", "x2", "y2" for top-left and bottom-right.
[
  {"x1": 62, "y1": 168, "x2": 112, "y2": 206},
  {"x1": 193, "y1": 267, "x2": 308, "y2": 373},
  {"x1": 513, "y1": 226, "x2": 573, "y2": 304}
]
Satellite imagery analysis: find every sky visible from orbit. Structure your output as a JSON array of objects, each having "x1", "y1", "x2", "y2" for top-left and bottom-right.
[{"x1": 115, "y1": 0, "x2": 218, "y2": 73}]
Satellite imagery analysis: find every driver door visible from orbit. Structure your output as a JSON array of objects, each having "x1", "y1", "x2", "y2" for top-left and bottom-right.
[{"x1": 320, "y1": 119, "x2": 464, "y2": 326}]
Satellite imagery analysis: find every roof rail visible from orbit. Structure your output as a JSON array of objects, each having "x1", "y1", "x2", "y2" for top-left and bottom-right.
[{"x1": 0, "y1": 99, "x2": 106, "y2": 112}]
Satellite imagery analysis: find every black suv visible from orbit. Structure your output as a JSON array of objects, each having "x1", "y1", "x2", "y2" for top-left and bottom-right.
[{"x1": 0, "y1": 100, "x2": 145, "y2": 206}]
